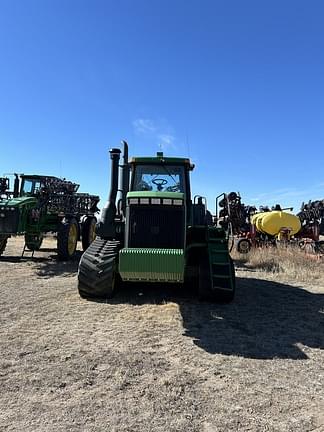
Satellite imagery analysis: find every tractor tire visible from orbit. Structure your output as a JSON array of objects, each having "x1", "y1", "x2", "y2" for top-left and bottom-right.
[
  {"x1": 57, "y1": 218, "x2": 79, "y2": 260},
  {"x1": 219, "y1": 209, "x2": 227, "y2": 218},
  {"x1": 81, "y1": 217, "x2": 97, "y2": 251},
  {"x1": 319, "y1": 220, "x2": 324, "y2": 236},
  {"x1": 219, "y1": 198, "x2": 226, "y2": 208},
  {"x1": 236, "y1": 238, "x2": 251, "y2": 254},
  {"x1": 315, "y1": 240, "x2": 324, "y2": 254},
  {"x1": 198, "y1": 251, "x2": 235, "y2": 303},
  {"x1": 25, "y1": 234, "x2": 43, "y2": 251},
  {"x1": 228, "y1": 192, "x2": 238, "y2": 201},
  {"x1": 0, "y1": 237, "x2": 8, "y2": 256},
  {"x1": 78, "y1": 238, "x2": 121, "y2": 299}
]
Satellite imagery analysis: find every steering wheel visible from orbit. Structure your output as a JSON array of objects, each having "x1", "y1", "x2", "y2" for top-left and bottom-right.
[{"x1": 152, "y1": 178, "x2": 168, "y2": 191}]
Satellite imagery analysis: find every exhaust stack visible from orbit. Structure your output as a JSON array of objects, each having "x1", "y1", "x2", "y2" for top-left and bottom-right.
[
  {"x1": 96, "y1": 148, "x2": 121, "y2": 239},
  {"x1": 120, "y1": 140, "x2": 129, "y2": 217},
  {"x1": 13, "y1": 174, "x2": 19, "y2": 198}
]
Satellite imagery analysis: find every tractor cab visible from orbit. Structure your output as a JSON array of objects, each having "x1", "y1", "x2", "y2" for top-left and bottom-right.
[
  {"x1": 19, "y1": 175, "x2": 80, "y2": 198},
  {"x1": 130, "y1": 153, "x2": 191, "y2": 196},
  {"x1": 20, "y1": 175, "x2": 45, "y2": 197},
  {"x1": 128, "y1": 152, "x2": 211, "y2": 227}
]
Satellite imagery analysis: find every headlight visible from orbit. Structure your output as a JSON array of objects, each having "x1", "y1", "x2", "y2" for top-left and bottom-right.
[{"x1": 11, "y1": 207, "x2": 15, "y2": 211}]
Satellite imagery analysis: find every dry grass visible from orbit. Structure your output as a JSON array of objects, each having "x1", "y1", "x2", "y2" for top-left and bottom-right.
[
  {"x1": 0, "y1": 237, "x2": 324, "y2": 431},
  {"x1": 232, "y1": 244, "x2": 324, "y2": 283}
]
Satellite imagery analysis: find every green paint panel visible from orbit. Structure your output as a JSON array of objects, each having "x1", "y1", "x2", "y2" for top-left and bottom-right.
[
  {"x1": 0, "y1": 197, "x2": 37, "y2": 209},
  {"x1": 119, "y1": 248, "x2": 184, "y2": 282},
  {"x1": 127, "y1": 191, "x2": 184, "y2": 200}
]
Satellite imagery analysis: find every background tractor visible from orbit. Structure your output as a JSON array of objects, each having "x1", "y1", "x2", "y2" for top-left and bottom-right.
[
  {"x1": 78, "y1": 141, "x2": 235, "y2": 302},
  {"x1": 0, "y1": 174, "x2": 100, "y2": 259}
]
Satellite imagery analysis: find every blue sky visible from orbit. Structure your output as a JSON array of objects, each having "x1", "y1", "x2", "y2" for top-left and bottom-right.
[{"x1": 0, "y1": 0, "x2": 323, "y2": 213}]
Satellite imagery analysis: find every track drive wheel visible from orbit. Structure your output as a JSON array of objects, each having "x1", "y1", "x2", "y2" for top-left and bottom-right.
[
  {"x1": 57, "y1": 218, "x2": 79, "y2": 260},
  {"x1": 78, "y1": 238, "x2": 121, "y2": 299},
  {"x1": 0, "y1": 236, "x2": 8, "y2": 256},
  {"x1": 25, "y1": 234, "x2": 43, "y2": 251},
  {"x1": 81, "y1": 217, "x2": 97, "y2": 251}
]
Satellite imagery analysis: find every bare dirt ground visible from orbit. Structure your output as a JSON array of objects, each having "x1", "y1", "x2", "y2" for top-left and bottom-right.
[{"x1": 1, "y1": 237, "x2": 324, "y2": 432}]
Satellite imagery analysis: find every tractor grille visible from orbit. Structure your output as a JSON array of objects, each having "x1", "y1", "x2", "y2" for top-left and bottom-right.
[
  {"x1": 0, "y1": 208, "x2": 20, "y2": 233},
  {"x1": 127, "y1": 204, "x2": 185, "y2": 249}
]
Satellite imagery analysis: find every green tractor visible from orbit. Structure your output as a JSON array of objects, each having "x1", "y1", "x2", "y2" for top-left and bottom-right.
[
  {"x1": 78, "y1": 142, "x2": 235, "y2": 301},
  {"x1": 0, "y1": 174, "x2": 99, "y2": 259}
]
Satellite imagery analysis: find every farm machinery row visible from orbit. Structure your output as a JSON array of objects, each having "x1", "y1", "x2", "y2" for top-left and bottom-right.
[
  {"x1": 0, "y1": 174, "x2": 99, "y2": 258},
  {"x1": 216, "y1": 192, "x2": 324, "y2": 254},
  {"x1": 1, "y1": 143, "x2": 236, "y2": 303}
]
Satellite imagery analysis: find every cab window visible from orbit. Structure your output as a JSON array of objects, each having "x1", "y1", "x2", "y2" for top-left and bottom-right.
[
  {"x1": 21, "y1": 180, "x2": 33, "y2": 195},
  {"x1": 132, "y1": 165, "x2": 185, "y2": 193},
  {"x1": 21, "y1": 179, "x2": 42, "y2": 196}
]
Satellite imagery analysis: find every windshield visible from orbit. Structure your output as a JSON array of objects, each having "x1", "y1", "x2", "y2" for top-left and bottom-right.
[
  {"x1": 21, "y1": 179, "x2": 42, "y2": 196},
  {"x1": 132, "y1": 164, "x2": 185, "y2": 193}
]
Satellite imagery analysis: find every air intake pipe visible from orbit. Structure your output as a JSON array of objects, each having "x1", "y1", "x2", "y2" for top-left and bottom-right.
[{"x1": 96, "y1": 148, "x2": 121, "y2": 239}]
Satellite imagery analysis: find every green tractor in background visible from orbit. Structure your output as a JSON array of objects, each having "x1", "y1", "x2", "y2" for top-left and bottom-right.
[
  {"x1": 78, "y1": 142, "x2": 235, "y2": 302},
  {"x1": 0, "y1": 174, "x2": 99, "y2": 259}
]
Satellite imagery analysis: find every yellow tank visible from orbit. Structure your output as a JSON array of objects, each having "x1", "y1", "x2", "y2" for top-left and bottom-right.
[{"x1": 251, "y1": 211, "x2": 301, "y2": 237}]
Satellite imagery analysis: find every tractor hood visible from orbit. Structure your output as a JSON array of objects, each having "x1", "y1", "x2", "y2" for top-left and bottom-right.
[
  {"x1": 0, "y1": 196, "x2": 37, "y2": 210},
  {"x1": 125, "y1": 191, "x2": 186, "y2": 250},
  {"x1": 0, "y1": 196, "x2": 37, "y2": 234}
]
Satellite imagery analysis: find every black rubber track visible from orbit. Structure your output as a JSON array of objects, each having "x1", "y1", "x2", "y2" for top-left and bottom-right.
[
  {"x1": 0, "y1": 237, "x2": 8, "y2": 256},
  {"x1": 78, "y1": 238, "x2": 120, "y2": 299}
]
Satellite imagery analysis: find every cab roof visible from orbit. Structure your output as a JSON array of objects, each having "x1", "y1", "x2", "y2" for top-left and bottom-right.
[
  {"x1": 20, "y1": 174, "x2": 60, "y2": 180},
  {"x1": 130, "y1": 152, "x2": 194, "y2": 170}
]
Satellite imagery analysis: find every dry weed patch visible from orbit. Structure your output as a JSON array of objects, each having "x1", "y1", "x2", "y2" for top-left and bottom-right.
[{"x1": 232, "y1": 245, "x2": 324, "y2": 283}]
